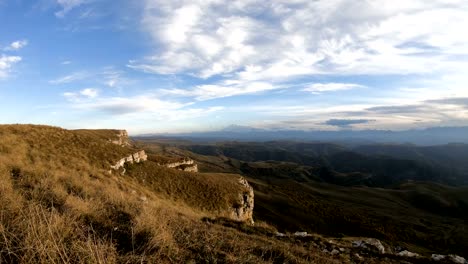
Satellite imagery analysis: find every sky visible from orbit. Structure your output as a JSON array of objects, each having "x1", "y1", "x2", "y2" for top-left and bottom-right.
[{"x1": 1, "y1": 0, "x2": 468, "y2": 134}]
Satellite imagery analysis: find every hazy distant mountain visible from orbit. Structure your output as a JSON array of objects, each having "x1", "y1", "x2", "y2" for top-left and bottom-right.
[
  {"x1": 136, "y1": 126, "x2": 468, "y2": 145},
  {"x1": 221, "y1": 124, "x2": 267, "y2": 133}
]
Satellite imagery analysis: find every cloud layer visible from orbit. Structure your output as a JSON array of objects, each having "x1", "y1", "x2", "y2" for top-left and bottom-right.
[
  {"x1": 123, "y1": 0, "x2": 468, "y2": 107},
  {"x1": 132, "y1": 0, "x2": 468, "y2": 79}
]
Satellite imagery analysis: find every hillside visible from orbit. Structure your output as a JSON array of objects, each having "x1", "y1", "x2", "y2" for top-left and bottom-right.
[
  {"x1": 1, "y1": 125, "x2": 467, "y2": 263},
  {"x1": 0, "y1": 124, "x2": 391, "y2": 264}
]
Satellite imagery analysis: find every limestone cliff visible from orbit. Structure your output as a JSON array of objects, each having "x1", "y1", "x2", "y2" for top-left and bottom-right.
[
  {"x1": 110, "y1": 130, "x2": 130, "y2": 146},
  {"x1": 110, "y1": 150, "x2": 148, "y2": 173},
  {"x1": 230, "y1": 177, "x2": 254, "y2": 224}
]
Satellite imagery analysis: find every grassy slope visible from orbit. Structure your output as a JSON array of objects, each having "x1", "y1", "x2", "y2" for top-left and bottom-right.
[{"x1": 1, "y1": 125, "x2": 356, "y2": 264}]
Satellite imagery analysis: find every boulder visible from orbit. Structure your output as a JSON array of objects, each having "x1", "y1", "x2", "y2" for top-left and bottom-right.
[
  {"x1": 275, "y1": 232, "x2": 286, "y2": 237},
  {"x1": 397, "y1": 250, "x2": 419, "y2": 258},
  {"x1": 448, "y1": 255, "x2": 467, "y2": 264},
  {"x1": 294, "y1": 231, "x2": 309, "y2": 237},
  {"x1": 352, "y1": 238, "x2": 385, "y2": 254}
]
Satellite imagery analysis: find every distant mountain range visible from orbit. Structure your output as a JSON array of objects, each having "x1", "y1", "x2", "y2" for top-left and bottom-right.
[
  {"x1": 136, "y1": 125, "x2": 468, "y2": 145},
  {"x1": 178, "y1": 141, "x2": 468, "y2": 186}
]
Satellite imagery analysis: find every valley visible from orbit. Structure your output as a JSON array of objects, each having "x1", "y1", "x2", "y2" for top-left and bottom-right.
[{"x1": 135, "y1": 137, "x2": 468, "y2": 259}]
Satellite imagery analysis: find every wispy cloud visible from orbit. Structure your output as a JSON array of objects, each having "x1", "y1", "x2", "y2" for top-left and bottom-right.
[
  {"x1": 163, "y1": 81, "x2": 276, "y2": 101},
  {"x1": 49, "y1": 71, "x2": 89, "y2": 84},
  {"x1": 123, "y1": 0, "x2": 468, "y2": 112},
  {"x1": 55, "y1": 0, "x2": 89, "y2": 17},
  {"x1": 100, "y1": 68, "x2": 131, "y2": 88},
  {"x1": 63, "y1": 88, "x2": 99, "y2": 101},
  {"x1": 64, "y1": 91, "x2": 224, "y2": 123},
  {"x1": 3, "y1": 40, "x2": 28, "y2": 51},
  {"x1": 302, "y1": 83, "x2": 365, "y2": 94},
  {"x1": 132, "y1": 0, "x2": 468, "y2": 80},
  {"x1": 0, "y1": 55, "x2": 22, "y2": 79},
  {"x1": 50, "y1": 68, "x2": 132, "y2": 87}
]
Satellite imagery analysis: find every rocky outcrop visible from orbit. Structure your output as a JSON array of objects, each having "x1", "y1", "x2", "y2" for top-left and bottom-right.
[
  {"x1": 352, "y1": 238, "x2": 385, "y2": 254},
  {"x1": 432, "y1": 254, "x2": 467, "y2": 264},
  {"x1": 397, "y1": 250, "x2": 420, "y2": 258},
  {"x1": 165, "y1": 158, "x2": 194, "y2": 168},
  {"x1": 159, "y1": 158, "x2": 199, "y2": 172},
  {"x1": 180, "y1": 163, "x2": 198, "y2": 172},
  {"x1": 110, "y1": 130, "x2": 130, "y2": 146},
  {"x1": 110, "y1": 150, "x2": 147, "y2": 173},
  {"x1": 230, "y1": 177, "x2": 254, "y2": 224}
]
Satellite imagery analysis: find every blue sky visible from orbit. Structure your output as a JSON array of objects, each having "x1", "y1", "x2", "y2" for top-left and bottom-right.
[{"x1": 1, "y1": 0, "x2": 468, "y2": 134}]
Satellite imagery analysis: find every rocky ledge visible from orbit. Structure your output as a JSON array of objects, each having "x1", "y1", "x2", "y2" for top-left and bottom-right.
[
  {"x1": 158, "y1": 158, "x2": 199, "y2": 172},
  {"x1": 110, "y1": 150, "x2": 148, "y2": 174}
]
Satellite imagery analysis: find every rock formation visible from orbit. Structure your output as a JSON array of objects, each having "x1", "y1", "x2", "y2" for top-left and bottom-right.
[
  {"x1": 165, "y1": 158, "x2": 194, "y2": 168},
  {"x1": 110, "y1": 150, "x2": 148, "y2": 173},
  {"x1": 352, "y1": 238, "x2": 386, "y2": 254},
  {"x1": 159, "y1": 158, "x2": 199, "y2": 172},
  {"x1": 397, "y1": 250, "x2": 419, "y2": 258},
  {"x1": 230, "y1": 177, "x2": 254, "y2": 224},
  {"x1": 180, "y1": 163, "x2": 198, "y2": 172},
  {"x1": 432, "y1": 254, "x2": 467, "y2": 264},
  {"x1": 110, "y1": 130, "x2": 130, "y2": 146}
]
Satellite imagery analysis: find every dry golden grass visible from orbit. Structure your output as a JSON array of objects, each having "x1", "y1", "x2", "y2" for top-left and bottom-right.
[{"x1": 0, "y1": 125, "x2": 400, "y2": 263}]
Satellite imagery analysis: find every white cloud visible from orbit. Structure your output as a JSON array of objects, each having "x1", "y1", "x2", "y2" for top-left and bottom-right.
[
  {"x1": 4, "y1": 40, "x2": 28, "y2": 51},
  {"x1": 80, "y1": 88, "x2": 98, "y2": 98},
  {"x1": 131, "y1": 0, "x2": 468, "y2": 83},
  {"x1": 55, "y1": 0, "x2": 88, "y2": 17},
  {"x1": 100, "y1": 69, "x2": 131, "y2": 88},
  {"x1": 164, "y1": 81, "x2": 276, "y2": 101},
  {"x1": 64, "y1": 91, "x2": 224, "y2": 123},
  {"x1": 63, "y1": 88, "x2": 98, "y2": 101},
  {"x1": 302, "y1": 83, "x2": 365, "y2": 94},
  {"x1": 0, "y1": 55, "x2": 22, "y2": 79}
]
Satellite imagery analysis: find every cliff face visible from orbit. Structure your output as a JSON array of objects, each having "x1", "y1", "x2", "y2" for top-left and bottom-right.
[
  {"x1": 230, "y1": 177, "x2": 254, "y2": 224},
  {"x1": 110, "y1": 130, "x2": 130, "y2": 146},
  {"x1": 110, "y1": 150, "x2": 148, "y2": 173}
]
